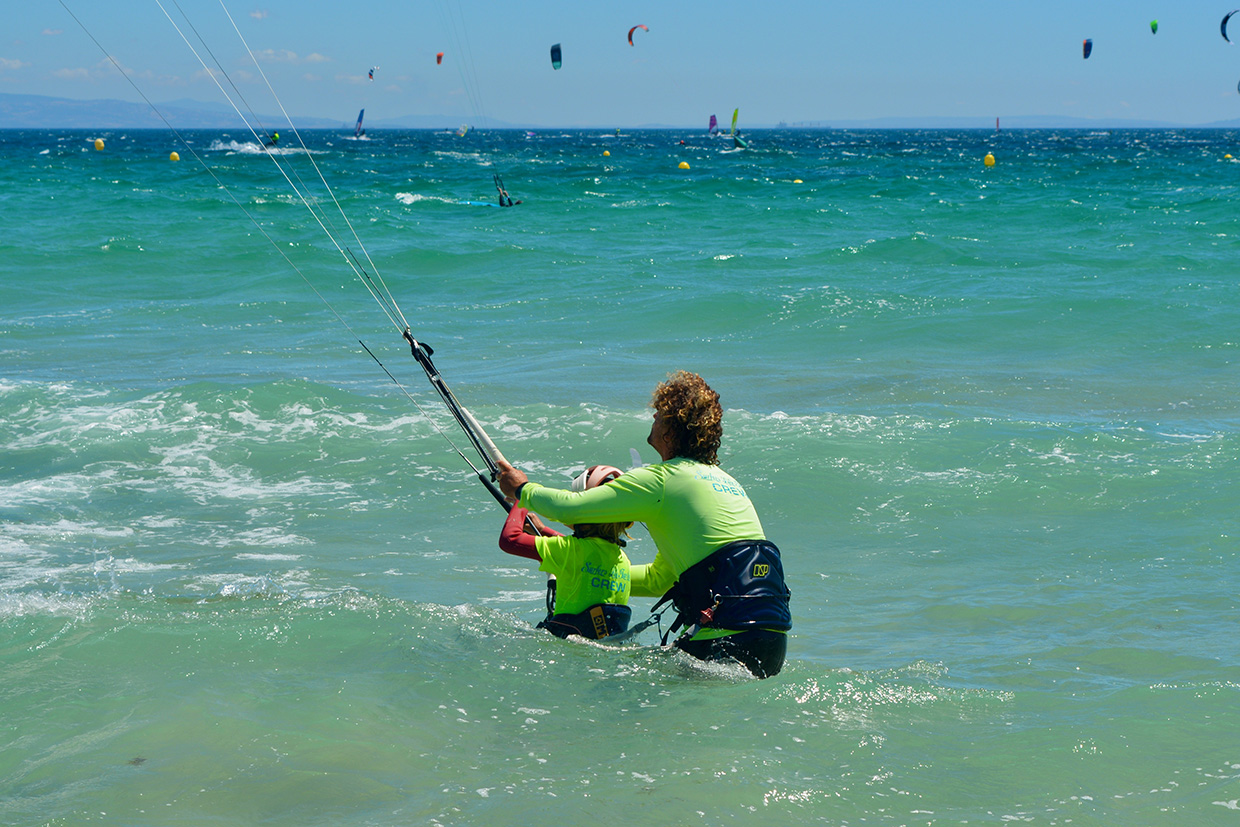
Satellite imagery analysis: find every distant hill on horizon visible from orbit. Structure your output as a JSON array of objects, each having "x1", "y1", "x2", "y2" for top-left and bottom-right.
[
  {"x1": 5, "y1": 93, "x2": 1240, "y2": 131},
  {"x1": 0, "y1": 93, "x2": 501, "y2": 131}
]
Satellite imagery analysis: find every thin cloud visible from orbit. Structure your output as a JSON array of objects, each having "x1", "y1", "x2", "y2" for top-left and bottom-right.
[
  {"x1": 52, "y1": 58, "x2": 185, "y2": 86},
  {"x1": 255, "y1": 48, "x2": 299, "y2": 63},
  {"x1": 253, "y1": 49, "x2": 330, "y2": 66},
  {"x1": 42, "y1": 29, "x2": 64, "y2": 36},
  {"x1": 250, "y1": 10, "x2": 268, "y2": 19},
  {"x1": 1, "y1": 58, "x2": 31, "y2": 70}
]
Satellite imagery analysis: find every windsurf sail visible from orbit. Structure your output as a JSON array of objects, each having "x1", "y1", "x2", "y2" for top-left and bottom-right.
[
  {"x1": 354, "y1": 109, "x2": 364, "y2": 137},
  {"x1": 729, "y1": 109, "x2": 747, "y2": 149},
  {"x1": 709, "y1": 114, "x2": 718, "y2": 135}
]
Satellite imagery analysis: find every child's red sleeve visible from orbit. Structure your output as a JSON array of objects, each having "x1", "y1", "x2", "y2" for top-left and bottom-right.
[{"x1": 499, "y1": 506, "x2": 541, "y2": 561}]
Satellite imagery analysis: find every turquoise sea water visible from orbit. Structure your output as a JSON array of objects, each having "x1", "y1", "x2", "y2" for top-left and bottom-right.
[{"x1": 2, "y1": 127, "x2": 1239, "y2": 825}]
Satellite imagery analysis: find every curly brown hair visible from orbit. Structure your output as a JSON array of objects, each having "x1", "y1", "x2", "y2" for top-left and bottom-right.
[{"x1": 651, "y1": 371, "x2": 723, "y2": 465}]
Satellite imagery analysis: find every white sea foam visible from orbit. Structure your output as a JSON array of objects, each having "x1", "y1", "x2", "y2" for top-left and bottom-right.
[
  {"x1": 0, "y1": 591, "x2": 96, "y2": 620},
  {"x1": 431, "y1": 150, "x2": 488, "y2": 163},
  {"x1": 478, "y1": 589, "x2": 544, "y2": 605},
  {"x1": 395, "y1": 192, "x2": 452, "y2": 205},
  {"x1": 229, "y1": 528, "x2": 311, "y2": 548},
  {"x1": 207, "y1": 139, "x2": 316, "y2": 156}
]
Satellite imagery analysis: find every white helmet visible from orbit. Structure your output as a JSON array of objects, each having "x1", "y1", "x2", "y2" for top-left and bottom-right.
[{"x1": 570, "y1": 464, "x2": 623, "y2": 493}]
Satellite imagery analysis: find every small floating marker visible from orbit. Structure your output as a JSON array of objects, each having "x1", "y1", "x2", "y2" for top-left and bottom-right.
[
  {"x1": 984, "y1": 153, "x2": 995, "y2": 167},
  {"x1": 603, "y1": 150, "x2": 610, "y2": 156},
  {"x1": 94, "y1": 138, "x2": 105, "y2": 151},
  {"x1": 169, "y1": 151, "x2": 180, "y2": 162},
  {"x1": 678, "y1": 161, "x2": 690, "y2": 169},
  {"x1": 793, "y1": 179, "x2": 803, "y2": 184}
]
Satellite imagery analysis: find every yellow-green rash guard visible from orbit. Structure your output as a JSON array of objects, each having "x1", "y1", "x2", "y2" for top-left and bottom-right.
[
  {"x1": 520, "y1": 457, "x2": 765, "y2": 598},
  {"x1": 534, "y1": 535, "x2": 630, "y2": 616}
]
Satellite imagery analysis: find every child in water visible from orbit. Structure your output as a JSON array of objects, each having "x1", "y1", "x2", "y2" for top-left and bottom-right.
[{"x1": 499, "y1": 464, "x2": 632, "y2": 639}]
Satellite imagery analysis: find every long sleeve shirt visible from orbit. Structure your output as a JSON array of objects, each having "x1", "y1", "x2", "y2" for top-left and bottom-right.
[{"x1": 518, "y1": 457, "x2": 764, "y2": 597}]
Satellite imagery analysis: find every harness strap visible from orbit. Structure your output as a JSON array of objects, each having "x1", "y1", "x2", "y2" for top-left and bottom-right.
[{"x1": 589, "y1": 605, "x2": 608, "y2": 638}]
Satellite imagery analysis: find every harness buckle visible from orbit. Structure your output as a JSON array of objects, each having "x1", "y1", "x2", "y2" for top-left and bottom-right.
[{"x1": 698, "y1": 598, "x2": 721, "y2": 627}]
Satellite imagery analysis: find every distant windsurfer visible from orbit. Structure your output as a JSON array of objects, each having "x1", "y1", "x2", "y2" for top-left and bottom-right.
[
  {"x1": 494, "y1": 173, "x2": 522, "y2": 207},
  {"x1": 728, "y1": 109, "x2": 747, "y2": 150},
  {"x1": 498, "y1": 371, "x2": 791, "y2": 678}
]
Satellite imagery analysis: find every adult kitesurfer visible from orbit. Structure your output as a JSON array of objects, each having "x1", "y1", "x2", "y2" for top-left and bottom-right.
[
  {"x1": 494, "y1": 173, "x2": 521, "y2": 207},
  {"x1": 264, "y1": 131, "x2": 280, "y2": 147},
  {"x1": 498, "y1": 371, "x2": 791, "y2": 678},
  {"x1": 499, "y1": 464, "x2": 633, "y2": 639}
]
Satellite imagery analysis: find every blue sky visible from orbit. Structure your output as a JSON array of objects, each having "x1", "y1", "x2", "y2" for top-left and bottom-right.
[{"x1": 6, "y1": 1, "x2": 1240, "y2": 126}]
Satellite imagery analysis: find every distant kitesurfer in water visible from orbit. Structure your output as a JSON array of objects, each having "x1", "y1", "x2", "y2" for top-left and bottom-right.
[
  {"x1": 494, "y1": 173, "x2": 522, "y2": 207},
  {"x1": 498, "y1": 371, "x2": 791, "y2": 678},
  {"x1": 264, "y1": 132, "x2": 280, "y2": 147},
  {"x1": 499, "y1": 465, "x2": 632, "y2": 639}
]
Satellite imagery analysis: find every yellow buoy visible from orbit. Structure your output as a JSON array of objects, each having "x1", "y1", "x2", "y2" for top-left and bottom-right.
[
  {"x1": 793, "y1": 179, "x2": 803, "y2": 184},
  {"x1": 678, "y1": 161, "x2": 690, "y2": 170},
  {"x1": 603, "y1": 150, "x2": 610, "y2": 156},
  {"x1": 94, "y1": 138, "x2": 105, "y2": 151},
  {"x1": 983, "y1": 153, "x2": 995, "y2": 167},
  {"x1": 169, "y1": 151, "x2": 180, "y2": 162}
]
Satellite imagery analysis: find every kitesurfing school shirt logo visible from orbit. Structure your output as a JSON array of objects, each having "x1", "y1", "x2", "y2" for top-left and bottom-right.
[
  {"x1": 581, "y1": 561, "x2": 629, "y2": 595},
  {"x1": 693, "y1": 468, "x2": 749, "y2": 498}
]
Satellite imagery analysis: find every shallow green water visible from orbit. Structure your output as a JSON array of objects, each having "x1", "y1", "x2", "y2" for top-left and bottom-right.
[{"x1": 2, "y1": 127, "x2": 1238, "y2": 824}]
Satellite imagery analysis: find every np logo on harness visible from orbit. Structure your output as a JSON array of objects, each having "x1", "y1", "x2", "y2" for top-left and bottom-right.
[{"x1": 752, "y1": 563, "x2": 770, "y2": 578}]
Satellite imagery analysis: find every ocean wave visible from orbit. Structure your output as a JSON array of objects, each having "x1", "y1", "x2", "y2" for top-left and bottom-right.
[
  {"x1": 206, "y1": 139, "x2": 317, "y2": 156},
  {"x1": 431, "y1": 150, "x2": 489, "y2": 163},
  {"x1": 395, "y1": 192, "x2": 453, "y2": 205}
]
